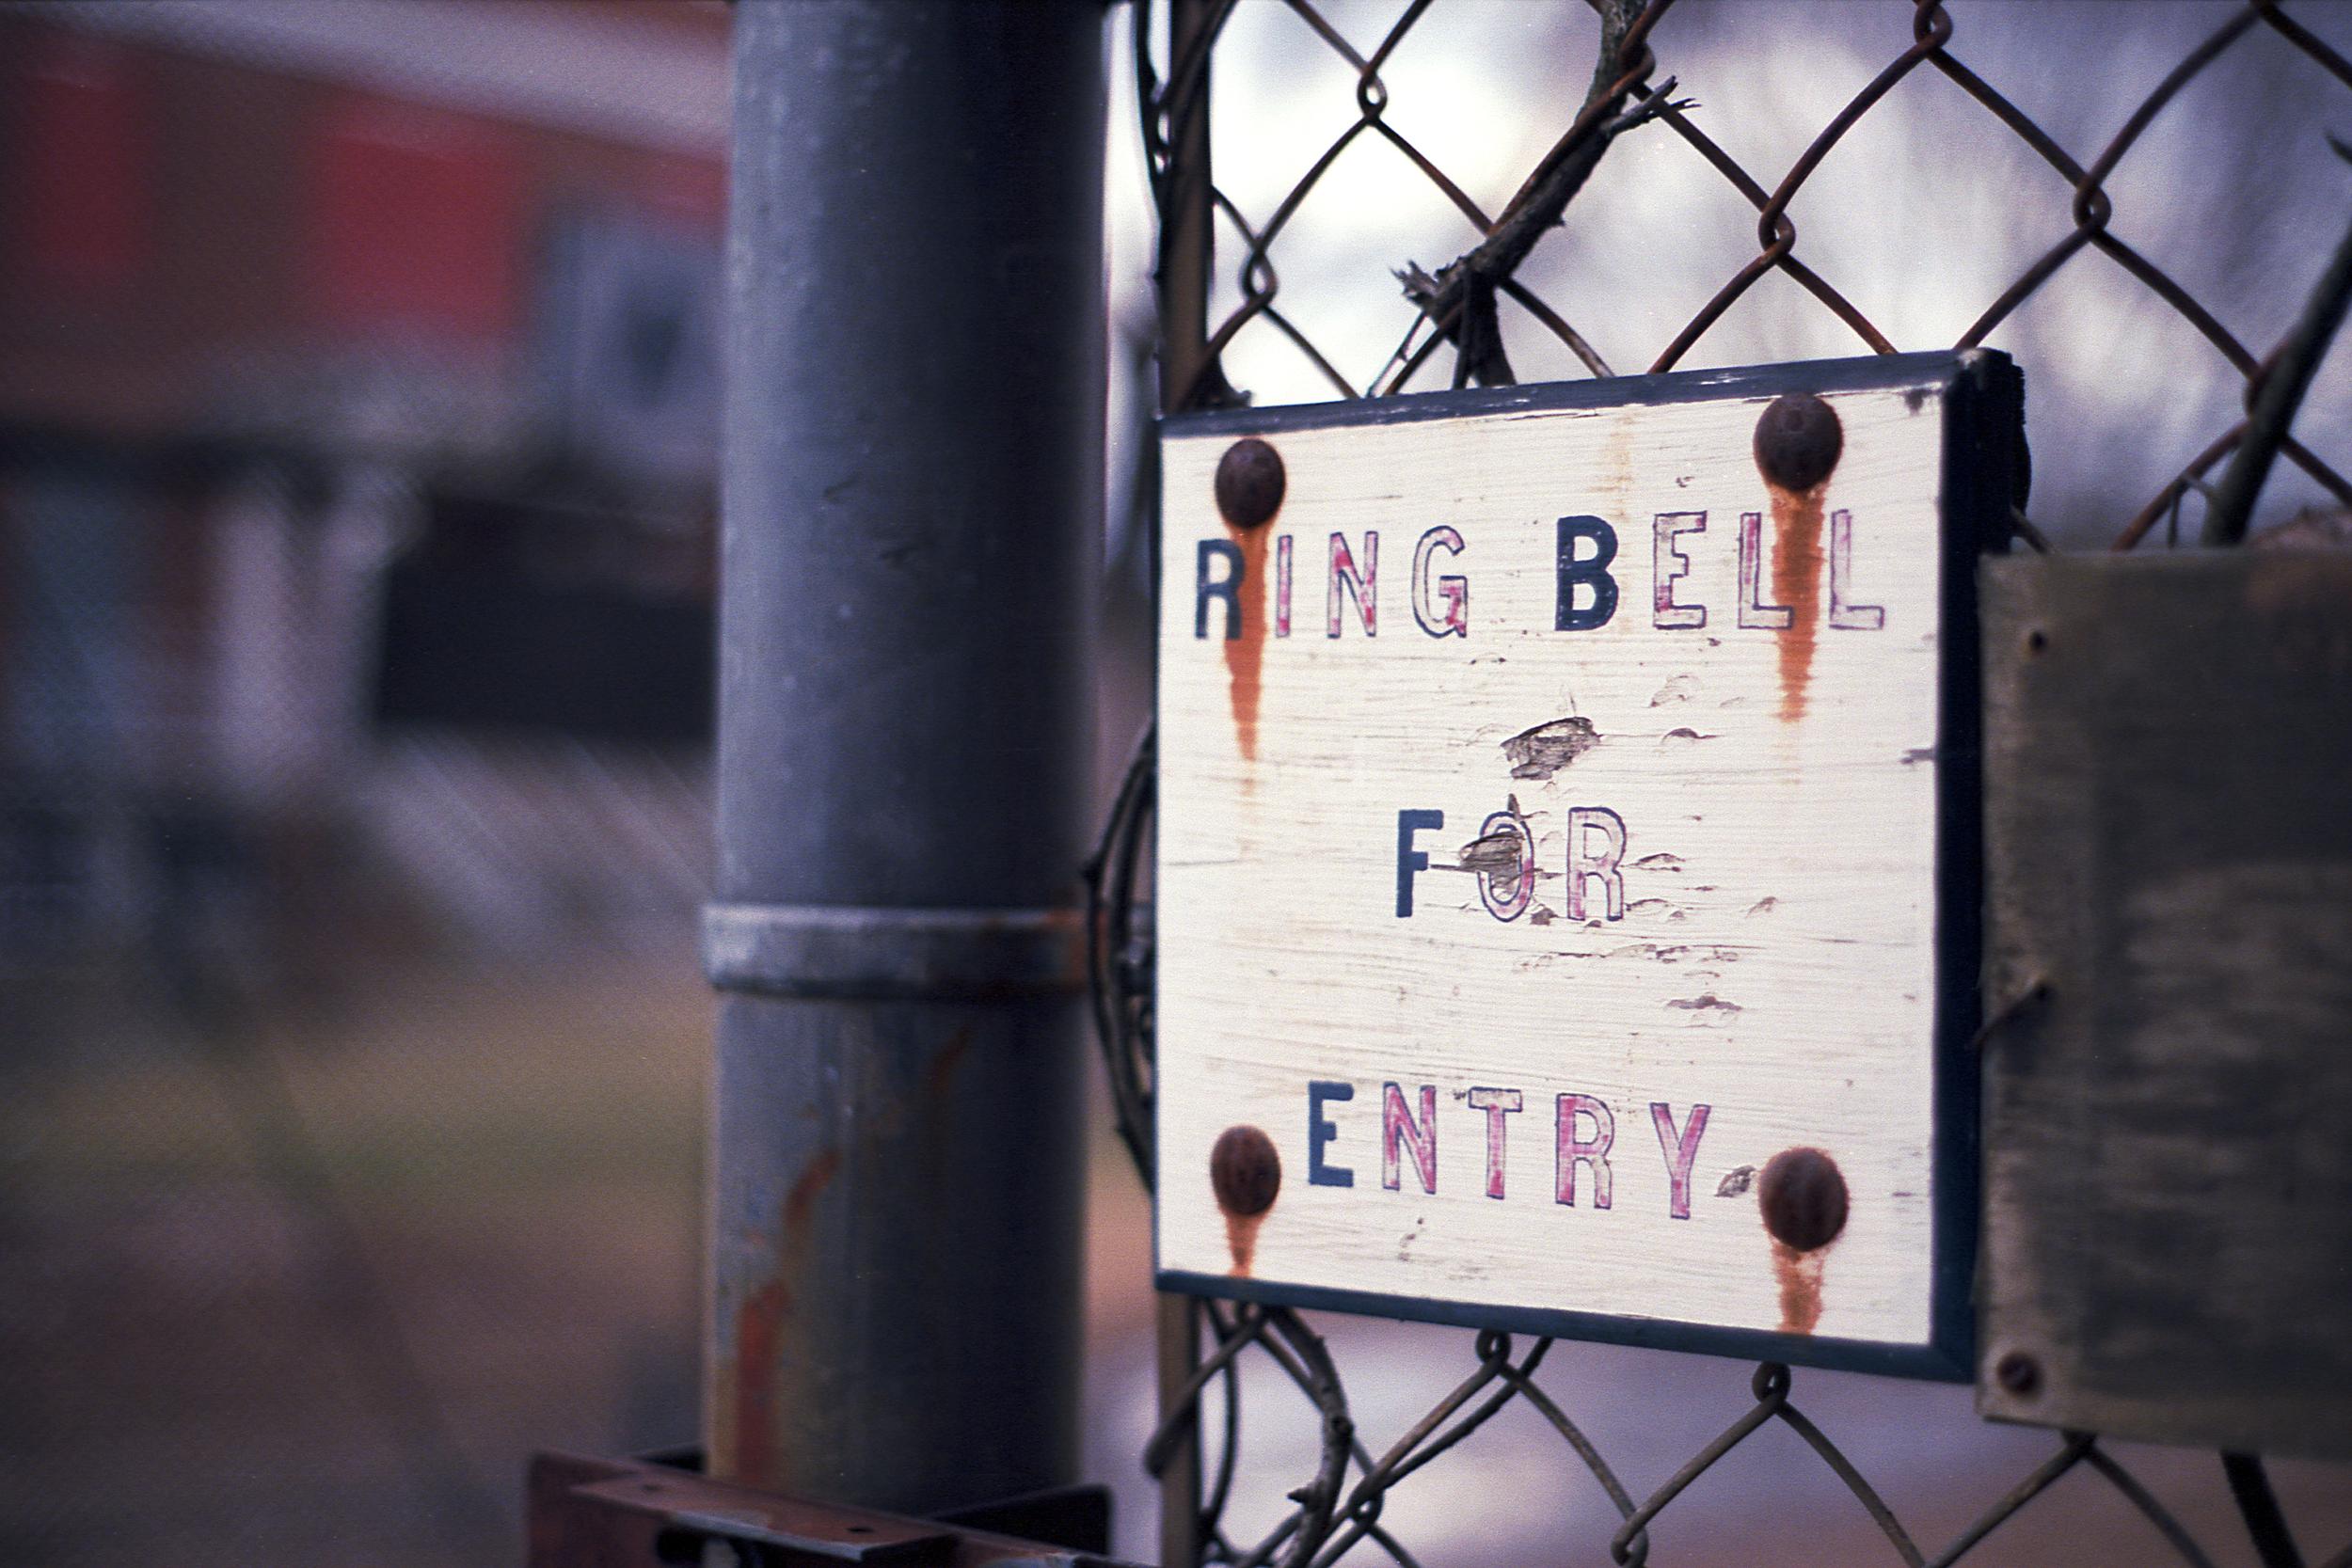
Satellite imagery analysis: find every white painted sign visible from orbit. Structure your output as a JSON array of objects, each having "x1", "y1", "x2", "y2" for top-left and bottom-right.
[{"x1": 1152, "y1": 353, "x2": 2023, "y2": 1376}]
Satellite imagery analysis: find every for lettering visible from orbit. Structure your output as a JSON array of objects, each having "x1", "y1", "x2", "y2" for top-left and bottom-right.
[
  {"x1": 1382, "y1": 1083, "x2": 1438, "y2": 1194},
  {"x1": 1565, "y1": 807, "x2": 1628, "y2": 922},
  {"x1": 1394, "y1": 809, "x2": 1443, "y2": 918},
  {"x1": 1474, "y1": 807, "x2": 1535, "y2": 924}
]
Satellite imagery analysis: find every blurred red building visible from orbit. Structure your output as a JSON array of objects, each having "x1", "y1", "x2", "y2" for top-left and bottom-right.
[{"x1": 0, "y1": 0, "x2": 729, "y2": 972}]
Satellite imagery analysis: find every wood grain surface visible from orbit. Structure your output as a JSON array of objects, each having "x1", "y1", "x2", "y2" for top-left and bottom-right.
[{"x1": 1155, "y1": 355, "x2": 2018, "y2": 1371}]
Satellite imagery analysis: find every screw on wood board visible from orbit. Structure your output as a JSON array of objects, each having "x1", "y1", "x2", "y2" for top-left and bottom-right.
[
  {"x1": 1994, "y1": 1351, "x2": 2042, "y2": 1397},
  {"x1": 1757, "y1": 1146, "x2": 1850, "y2": 1251},
  {"x1": 1210, "y1": 1125, "x2": 1281, "y2": 1217},
  {"x1": 1215, "y1": 437, "x2": 1286, "y2": 529},
  {"x1": 1753, "y1": 393, "x2": 1844, "y2": 492}
]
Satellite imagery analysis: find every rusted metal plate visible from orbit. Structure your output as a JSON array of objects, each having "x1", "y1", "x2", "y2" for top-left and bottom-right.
[
  {"x1": 1152, "y1": 352, "x2": 2024, "y2": 1376},
  {"x1": 1979, "y1": 550, "x2": 2352, "y2": 1457}
]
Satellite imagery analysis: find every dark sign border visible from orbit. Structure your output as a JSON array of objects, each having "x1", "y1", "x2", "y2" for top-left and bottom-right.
[{"x1": 1152, "y1": 350, "x2": 2024, "y2": 1382}]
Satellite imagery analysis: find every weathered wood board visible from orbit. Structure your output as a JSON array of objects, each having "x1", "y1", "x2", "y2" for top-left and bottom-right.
[
  {"x1": 1153, "y1": 352, "x2": 2023, "y2": 1377},
  {"x1": 1979, "y1": 549, "x2": 2352, "y2": 1455}
]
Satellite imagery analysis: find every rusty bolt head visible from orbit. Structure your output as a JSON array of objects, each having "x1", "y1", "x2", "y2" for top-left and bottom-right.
[
  {"x1": 1754, "y1": 393, "x2": 1844, "y2": 493},
  {"x1": 1215, "y1": 437, "x2": 1286, "y2": 530},
  {"x1": 1757, "y1": 1146, "x2": 1850, "y2": 1252},
  {"x1": 1210, "y1": 1124, "x2": 1281, "y2": 1218},
  {"x1": 1994, "y1": 1351, "x2": 2042, "y2": 1398}
]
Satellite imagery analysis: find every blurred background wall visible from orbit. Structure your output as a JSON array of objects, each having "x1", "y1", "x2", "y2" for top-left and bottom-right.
[
  {"x1": 0, "y1": 6, "x2": 733, "y2": 1564},
  {"x1": 0, "y1": 0, "x2": 726, "y2": 986}
]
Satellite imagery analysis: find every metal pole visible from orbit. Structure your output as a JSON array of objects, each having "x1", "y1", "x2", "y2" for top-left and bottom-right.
[{"x1": 707, "y1": 0, "x2": 1104, "y2": 1515}]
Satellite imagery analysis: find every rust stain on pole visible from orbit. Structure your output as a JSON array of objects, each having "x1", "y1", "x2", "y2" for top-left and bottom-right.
[{"x1": 725, "y1": 1146, "x2": 843, "y2": 1483}]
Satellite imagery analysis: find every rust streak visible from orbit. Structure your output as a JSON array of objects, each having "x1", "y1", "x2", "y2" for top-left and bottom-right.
[
  {"x1": 924, "y1": 1025, "x2": 974, "y2": 1101},
  {"x1": 727, "y1": 1144, "x2": 843, "y2": 1484},
  {"x1": 1224, "y1": 523, "x2": 1268, "y2": 762},
  {"x1": 784, "y1": 1146, "x2": 843, "y2": 1235},
  {"x1": 1769, "y1": 483, "x2": 1824, "y2": 723},
  {"x1": 1772, "y1": 1240, "x2": 1826, "y2": 1335},
  {"x1": 731, "y1": 1278, "x2": 790, "y2": 1481},
  {"x1": 1225, "y1": 1212, "x2": 1265, "y2": 1278}
]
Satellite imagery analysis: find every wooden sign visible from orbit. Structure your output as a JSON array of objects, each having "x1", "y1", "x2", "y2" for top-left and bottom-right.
[{"x1": 1153, "y1": 352, "x2": 2023, "y2": 1377}]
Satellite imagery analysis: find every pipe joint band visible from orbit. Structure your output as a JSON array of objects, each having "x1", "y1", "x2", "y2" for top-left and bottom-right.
[{"x1": 704, "y1": 902, "x2": 1085, "y2": 1001}]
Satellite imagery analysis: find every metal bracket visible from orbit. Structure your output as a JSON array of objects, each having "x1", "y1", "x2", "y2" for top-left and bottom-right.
[
  {"x1": 528, "y1": 1452, "x2": 1132, "y2": 1568},
  {"x1": 703, "y1": 903, "x2": 1085, "y2": 1002}
]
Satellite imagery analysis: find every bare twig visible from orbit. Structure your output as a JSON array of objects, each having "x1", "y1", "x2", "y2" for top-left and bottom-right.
[
  {"x1": 1398, "y1": 0, "x2": 1675, "y2": 388},
  {"x1": 2202, "y1": 137, "x2": 2352, "y2": 544}
]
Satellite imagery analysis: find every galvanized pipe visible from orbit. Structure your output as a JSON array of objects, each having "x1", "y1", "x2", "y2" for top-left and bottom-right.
[{"x1": 708, "y1": 0, "x2": 1104, "y2": 1513}]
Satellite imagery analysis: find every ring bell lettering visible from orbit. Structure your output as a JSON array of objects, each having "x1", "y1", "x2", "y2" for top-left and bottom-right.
[
  {"x1": 1154, "y1": 356, "x2": 2019, "y2": 1372},
  {"x1": 1201, "y1": 512, "x2": 1885, "y2": 926}
]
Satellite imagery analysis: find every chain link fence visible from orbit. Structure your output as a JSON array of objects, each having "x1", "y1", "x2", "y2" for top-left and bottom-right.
[{"x1": 1092, "y1": 1, "x2": 2352, "y2": 1563}]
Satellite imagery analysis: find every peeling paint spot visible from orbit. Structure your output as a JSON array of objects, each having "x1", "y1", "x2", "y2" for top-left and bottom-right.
[
  {"x1": 1666, "y1": 993, "x2": 1742, "y2": 1013},
  {"x1": 1747, "y1": 896, "x2": 1779, "y2": 917},
  {"x1": 1529, "y1": 905, "x2": 1557, "y2": 927},
  {"x1": 1661, "y1": 727, "x2": 1714, "y2": 745},
  {"x1": 1717, "y1": 1164, "x2": 1756, "y2": 1197},
  {"x1": 1650, "y1": 673, "x2": 1697, "y2": 707},
  {"x1": 1627, "y1": 897, "x2": 1672, "y2": 915},
  {"x1": 1458, "y1": 830, "x2": 1527, "y2": 876},
  {"x1": 1502, "y1": 715, "x2": 1600, "y2": 780},
  {"x1": 1633, "y1": 852, "x2": 1685, "y2": 871}
]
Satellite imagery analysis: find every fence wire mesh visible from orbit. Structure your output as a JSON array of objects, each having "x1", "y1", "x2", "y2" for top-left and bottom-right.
[{"x1": 1093, "y1": 1, "x2": 2352, "y2": 1563}]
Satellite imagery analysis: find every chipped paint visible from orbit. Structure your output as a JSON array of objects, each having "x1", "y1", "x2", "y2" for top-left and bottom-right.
[{"x1": 1502, "y1": 715, "x2": 1600, "y2": 779}]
